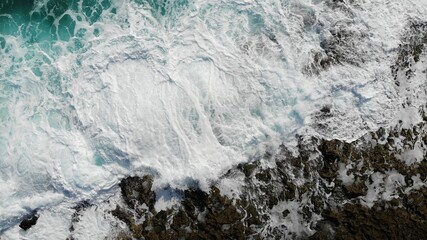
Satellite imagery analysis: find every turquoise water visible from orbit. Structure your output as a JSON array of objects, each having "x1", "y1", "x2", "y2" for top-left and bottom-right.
[
  {"x1": 0, "y1": 0, "x2": 111, "y2": 42},
  {"x1": 0, "y1": 0, "x2": 117, "y2": 232}
]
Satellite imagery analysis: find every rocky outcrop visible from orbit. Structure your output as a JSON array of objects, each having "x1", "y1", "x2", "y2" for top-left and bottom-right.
[
  {"x1": 110, "y1": 16, "x2": 427, "y2": 240},
  {"x1": 392, "y1": 21, "x2": 427, "y2": 85},
  {"x1": 304, "y1": 0, "x2": 371, "y2": 75},
  {"x1": 112, "y1": 176, "x2": 261, "y2": 239},
  {"x1": 311, "y1": 187, "x2": 427, "y2": 240},
  {"x1": 19, "y1": 211, "x2": 39, "y2": 231},
  {"x1": 68, "y1": 200, "x2": 93, "y2": 239},
  {"x1": 111, "y1": 118, "x2": 427, "y2": 239}
]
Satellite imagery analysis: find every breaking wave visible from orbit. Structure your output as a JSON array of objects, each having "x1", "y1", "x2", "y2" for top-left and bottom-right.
[{"x1": 1, "y1": 0, "x2": 426, "y2": 236}]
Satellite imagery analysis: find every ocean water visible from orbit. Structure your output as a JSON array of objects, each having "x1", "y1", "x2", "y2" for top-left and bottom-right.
[{"x1": 0, "y1": 0, "x2": 426, "y2": 237}]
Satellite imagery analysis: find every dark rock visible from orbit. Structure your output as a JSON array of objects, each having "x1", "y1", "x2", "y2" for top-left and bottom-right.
[
  {"x1": 238, "y1": 163, "x2": 257, "y2": 177},
  {"x1": 171, "y1": 209, "x2": 190, "y2": 230},
  {"x1": 314, "y1": 190, "x2": 427, "y2": 240},
  {"x1": 342, "y1": 182, "x2": 367, "y2": 198},
  {"x1": 111, "y1": 106, "x2": 427, "y2": 239},
  {"x1": 255, "y1": 170, "x2": 271, "y2": 183},
  {"x1": 305, "y1": 17, "x2": 370, "y2": 75},
  {"x1": 112, "y1": 175, "x2": 258, "y2": 239},
  {"x1": 184, "y1": 188, "x2": 209, "y2": 211},
  {"x1": 119, "y1": 175, "x2": 156, "y2": 211},
  {"x1": 19, "y1": 211, "x2": 39, "y2": 231},
  {"x1": 320, "y1": 105, "x2": 331, "y2": 114},
  {"x1": 391, "y1": 21, "x2": 427, "y2": 83},
  {"x1": 68, "y1": 200, "x2": 93, "y2": 235},
  {"x1": 111, "y1": 207, "x2": 133, "y2": 227},
  {"x1": 72, "y1": 200, "x2": 92, "y2": 212}
]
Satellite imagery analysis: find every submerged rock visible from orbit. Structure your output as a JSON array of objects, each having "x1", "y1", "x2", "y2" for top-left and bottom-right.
[
  {"x1": 68, "y1": 200, "x2": 93, "y2": 235},
  {"x1": 392, "y1": 21, "x2": 427, "y2": 84}
]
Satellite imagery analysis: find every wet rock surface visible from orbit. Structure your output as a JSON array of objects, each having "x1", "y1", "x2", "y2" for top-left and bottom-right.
[
  {"x1": 303, "y1": 0, "x2": 371, "y2": 75},
  {"x1": 392, "y1": 21, "x2": 427, "y2": 85},
  {"x1": 109, "y1": 16, "x2": 427, "y2": 240},
  {"x1": 67, "y1": 200, "x2": 93, "y2": 239},
  {"x1": 112, "y1": 177, "x2": 259, "y2": 239},
  {"x1": 311, "y1": 187, "x2": 427, "y2": 240},
  {"x1": 19, "y1": 211, "x2": 39, "y2": 231},
  {"x1": 111, "y1": 118, "x2": 427, "y2": 239}
]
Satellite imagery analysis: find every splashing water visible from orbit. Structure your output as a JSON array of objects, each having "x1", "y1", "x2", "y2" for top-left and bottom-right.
[{"x1": 1, "y1": 0, "x2": 426, "y2": 236}]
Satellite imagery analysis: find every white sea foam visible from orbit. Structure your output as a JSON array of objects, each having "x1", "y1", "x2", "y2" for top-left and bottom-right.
[{"x1": 1, "y1": 0, "x2": 427, "y2": 238}]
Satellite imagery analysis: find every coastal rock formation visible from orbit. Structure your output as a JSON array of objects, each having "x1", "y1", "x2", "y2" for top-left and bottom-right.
[
  {"x1": 111, "y1": 118, "x2": 427, "y2": 239},
  {"x1": 19, "y1": 211, "x2": 39, "y2": 231},
  {"x1": 108, "y1": 14, "x2": 427, "y2": 239}
]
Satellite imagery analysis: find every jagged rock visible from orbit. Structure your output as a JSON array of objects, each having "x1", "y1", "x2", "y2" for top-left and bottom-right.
[
  {"x1": 392, "y1": 21, "x2": 427, "y2": 84},
  {"x1": 238, "y1": 163, "x2": 257, "y2": 177},
  {"x1": 312, "y1": 187, "x2": 427, "y2": 240},
  {"x1": 69, "y1": 200, "x2": 92, "y2": 233},
  {"x1": 171, "y1": 209, "x2": 190, "y2": 230},
  {"x1": 304, "y1": 12, "x2": 371, "y2": 75},
  {"x1": 112, "y1": 175, "x2": 260, "y2": 239},
  {"x1": 342, "y1": 182, "x2": 367, "y2": 198},
  {"x1": 119, "y1": 175, "x2": 156, "y2": 211},
  {"x1": 111, "y1": 84, "x2": 427, "y2": 239}
]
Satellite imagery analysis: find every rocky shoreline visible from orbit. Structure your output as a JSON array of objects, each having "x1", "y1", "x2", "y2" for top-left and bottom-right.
[
  {"x1": 106, "y1": 118, "x2": 427, "y2": 239},
  {"x1": 1, "y1": 1, "x2": 426, "y2": 239},
  {"x1": 104, "y1": 16, "x2": 427, "y2": 239}
]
